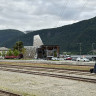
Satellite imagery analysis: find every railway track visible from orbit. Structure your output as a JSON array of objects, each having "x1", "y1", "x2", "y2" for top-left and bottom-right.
[
  {"x1": 0, "y1": 63, "x2": 94, "y2": 76},
  {"x1": 0, "y1": 64, "x2": 96, "y2": 83},
  {"x1": 0, "y1": 64, "x2": 92, "y2": 76},
  {"x1": 0, "y1": 68, "x2": 96, "y2": 83},
  {"x1": 0, "y1": 63, "x2": 90, "y2": 72},
  {"x1": 0, "y1": 90, "x2": 21, "y2": 96}
]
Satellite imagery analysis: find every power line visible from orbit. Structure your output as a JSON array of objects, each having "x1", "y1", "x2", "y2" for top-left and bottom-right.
[
  {"x1": 55, "y1": 0, "x2": 89, "y2": 27},
  {"x1": 55, "y1": 0, "x2": 70, "y2": 27},
  {"x1": 69, "y1": 0, "x2": 89, "y2": 21}
]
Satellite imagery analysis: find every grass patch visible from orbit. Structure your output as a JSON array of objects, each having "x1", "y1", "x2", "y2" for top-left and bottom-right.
[{"x1": 0, "y1": 62, "x2": 93, "y2": 71}]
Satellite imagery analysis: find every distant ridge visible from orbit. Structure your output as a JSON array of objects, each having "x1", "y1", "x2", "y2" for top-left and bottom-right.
[
  {"x1": 0, "y1": 29, "x2": 24, "y2": 46},
  {"x1": 1, "y1": 16, "x2": 96, "y2": 54}
]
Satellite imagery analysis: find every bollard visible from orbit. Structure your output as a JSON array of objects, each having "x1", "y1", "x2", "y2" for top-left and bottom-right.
[
  {"x1": 90, "y1": 57, "x2": 96, "y2": 73},
  {"x1": 93, "y1": 63, "x2": 96, "y2": 73}
]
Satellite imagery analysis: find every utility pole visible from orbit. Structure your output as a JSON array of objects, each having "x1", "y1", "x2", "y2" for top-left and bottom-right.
[
  {"x1": 77, "y1": 43, "x2": 82, "y2": 57},
  {"x1": 92, "y1": 43, "x2": 95, "y2": 55}
]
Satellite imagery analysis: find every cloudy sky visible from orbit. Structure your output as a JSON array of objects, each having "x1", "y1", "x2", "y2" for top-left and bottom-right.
[{"x1": 0, "y1": 0, "x2": 96, "y2": 32}]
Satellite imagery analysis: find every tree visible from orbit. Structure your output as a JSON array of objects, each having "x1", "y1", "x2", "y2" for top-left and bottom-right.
[
  {"x1": 2, "y1": 51, "x2": 6, "y2": 57},
  {"x1": 21, "y1": 48, "x2": 26, "y2": 54},
  {"x1": 6, "y1": 49, "x2": 13, "y2": 56},
  {"x1": 13, "y1": 50, "x2": 20, "y2": 56},
  {"x1": 13, "y1": 41, "x2": 24, "y2": 52},
  {"x1": 0, "y1": 52, "x2": 1, "y2": 56}
]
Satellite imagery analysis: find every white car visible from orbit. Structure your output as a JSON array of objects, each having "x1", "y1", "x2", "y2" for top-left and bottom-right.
[
  {"x1": 76, "y1": 57, "x2": 90, "y2": 62},
  {"x1": 58, "y1": 58, "x2": 64, "y2": 61},
  {"x1": 51, "y1": 57, "x2": 59, "y2": 60},
  {"x1": 0, "y1": 56, "x2": 4, "y2": 59}
]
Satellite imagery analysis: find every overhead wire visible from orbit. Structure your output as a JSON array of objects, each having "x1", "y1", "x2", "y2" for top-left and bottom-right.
[
  {"x1": 54, "y1": 0, "x2": 70, "y2": 28},
  {"x1": 72, "y1": 0, "x2": 89, "y2": 22},
  {"x1": 53, "y1": 0, "x2": 89, "y2": 53},
  {"x1": 55, "y1": 0, "x2": 89, "y2": 27}
]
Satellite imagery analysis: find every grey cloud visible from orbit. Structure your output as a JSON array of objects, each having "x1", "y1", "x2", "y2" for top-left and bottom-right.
[{"x1": 0, "y1": 0, "x2": 96, "y2": 31}]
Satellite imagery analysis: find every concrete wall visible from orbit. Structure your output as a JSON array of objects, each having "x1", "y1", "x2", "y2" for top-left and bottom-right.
[{"x1": 24, "y1": 46, "x2": 37, "y2": 58}]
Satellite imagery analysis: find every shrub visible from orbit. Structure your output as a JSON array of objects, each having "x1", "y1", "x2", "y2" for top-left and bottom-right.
[
  {"x1": 6, "y1": 49, "x2": 13, "y2": 56},
  {"x1": 13, "y1": 50, "x2": 20, "y2": 56}
]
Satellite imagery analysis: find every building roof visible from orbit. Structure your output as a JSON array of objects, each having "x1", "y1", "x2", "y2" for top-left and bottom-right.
[
  {"x1": 0, "y1": 47, "x2": 9, "y2": 51},
  {"x1": 41, "y1": 45, "x2": 59, "y2": 47},
  {"x1": 40, "y1": 45, "x2": 59, "y2": 48},
  {"x1": 24, "y1": 46, "x2": 37, "y2": 49},
  {"x1": 33, "y1": 35, "x2": 43, "y2": 47}
]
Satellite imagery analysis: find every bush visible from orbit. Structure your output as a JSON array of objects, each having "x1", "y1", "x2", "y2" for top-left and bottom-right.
[
  {"x1": 2, "y1": 51, "x2": 6, "y2": 57},
  {"x1": 0, "y1": 52, "x2": 1, "y2": 56},
  {"x1": 13, "y1": 50, "x2": 20, "y2": 56},
  {"x1": 6, "y1": 49, "x2": 13, "y2": 56}
]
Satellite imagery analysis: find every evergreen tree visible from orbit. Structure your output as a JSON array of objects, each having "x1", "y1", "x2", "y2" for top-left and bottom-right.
[{"x1": 13, "y1": 41, "x2": 24, "y2": 52}]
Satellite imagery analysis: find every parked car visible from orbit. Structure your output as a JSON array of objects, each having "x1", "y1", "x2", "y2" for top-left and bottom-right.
[
  {"x1": 64, "y1": 57, "x2": 72, "y2": 60},
  {"x1": 72, "y1": 57, "x2": 77, "y2": 61},
  {"x1": 51, "y1": 57, "x2": 59, "y2": 60},
  {"x1": 58, "y1": 58, "x2": 64, "y2": 61},
  {"x1": 0, "y1": 56, "x2": 4, "y2": 59},
  {"x1": 5, "y1": 55, "x2": 18, "y2": 59},
  {"x1": 4, "y1": 54, "x2": 23, "y2": 59},
  {"x1": 76, "y1": 57, "x2": 90, "y2": 62}
]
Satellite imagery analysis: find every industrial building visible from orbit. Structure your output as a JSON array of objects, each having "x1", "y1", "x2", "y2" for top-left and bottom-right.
[
  {"x1": 37, "y1": 45, "x2": 59, "y2": 60},
  {"x1": 24, "y1": 35, "x2": 59, "y2": 59}
]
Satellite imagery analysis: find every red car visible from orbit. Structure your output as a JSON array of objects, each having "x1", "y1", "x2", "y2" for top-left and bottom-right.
[
  {"x1": 65, "y1": 57, "x2": 72, "y2": 60},
  {"x1": 4, "y1": 56, "x2": 18, "y2": 59},
  {"x1": 5, "y1": 54, "x2": 23, "y2": 59}
]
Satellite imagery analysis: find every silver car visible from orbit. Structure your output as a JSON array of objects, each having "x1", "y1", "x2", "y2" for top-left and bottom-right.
[{"x1": 76, "y1": 57, "x2": 90, "y2": 62}]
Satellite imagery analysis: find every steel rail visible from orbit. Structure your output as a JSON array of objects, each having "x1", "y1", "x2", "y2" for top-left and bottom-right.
[
  {"x1": 0, "y1": 90, "x2": 21, "y2": 96},
  {"x1": 0, "y1": 63, "x2": 91, "y2": 72},
  {"x1": 0, "y1": 68, "x2": 96, "y2": 84}
]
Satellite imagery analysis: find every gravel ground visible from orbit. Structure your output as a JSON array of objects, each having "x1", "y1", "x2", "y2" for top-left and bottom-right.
[{"x1": 0, "y1": 70, "x2": 96, "y2": 96}]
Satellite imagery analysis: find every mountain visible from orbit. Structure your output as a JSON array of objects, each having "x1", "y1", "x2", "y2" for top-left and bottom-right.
[
  {"x1": 1, "y1": 16, "x2": 96, "y2": 54},
  {"x1": 0, "y1": 29, "x2": 24, "y2": 46},
  {"x1": 25, "y1": 30, "x2": 34, "y2": 34}
]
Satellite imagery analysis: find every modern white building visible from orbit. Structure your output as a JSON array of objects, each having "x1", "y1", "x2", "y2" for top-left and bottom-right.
[
  {"x1": 33, "y1": 35, "x2": 43, "y2": 47},
  {"x1": 0, "y1": 47, "x2": 9, "y2": 57},
  {"x1": 24, "y1": 34, "x2": 44, "y2": 58},
  {"x1": 24, "y1": 34, "x2": 60, "y2": 59}
]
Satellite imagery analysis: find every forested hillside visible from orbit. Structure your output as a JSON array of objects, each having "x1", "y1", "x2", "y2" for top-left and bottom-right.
[
  {"x1": 0, "y1": 29, "x2": 24, "y2": 46},
  {"x1": 1, "y1": 16, "x2": 96, "y2": 54}
]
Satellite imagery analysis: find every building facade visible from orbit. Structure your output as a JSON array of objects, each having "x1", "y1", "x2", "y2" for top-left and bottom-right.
[
  {"x1": 37, "y1": 45, "x2": 60, "y2": 60},
  {"x1": 24, "y1": 46, "x2": 37, "y2": 58},
  {"x1": 0, "y1": 47, "x2": 9, "y2": 57},
  {"x1": 24, "y1": 35, "x2": 60, "y2": 59}
]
